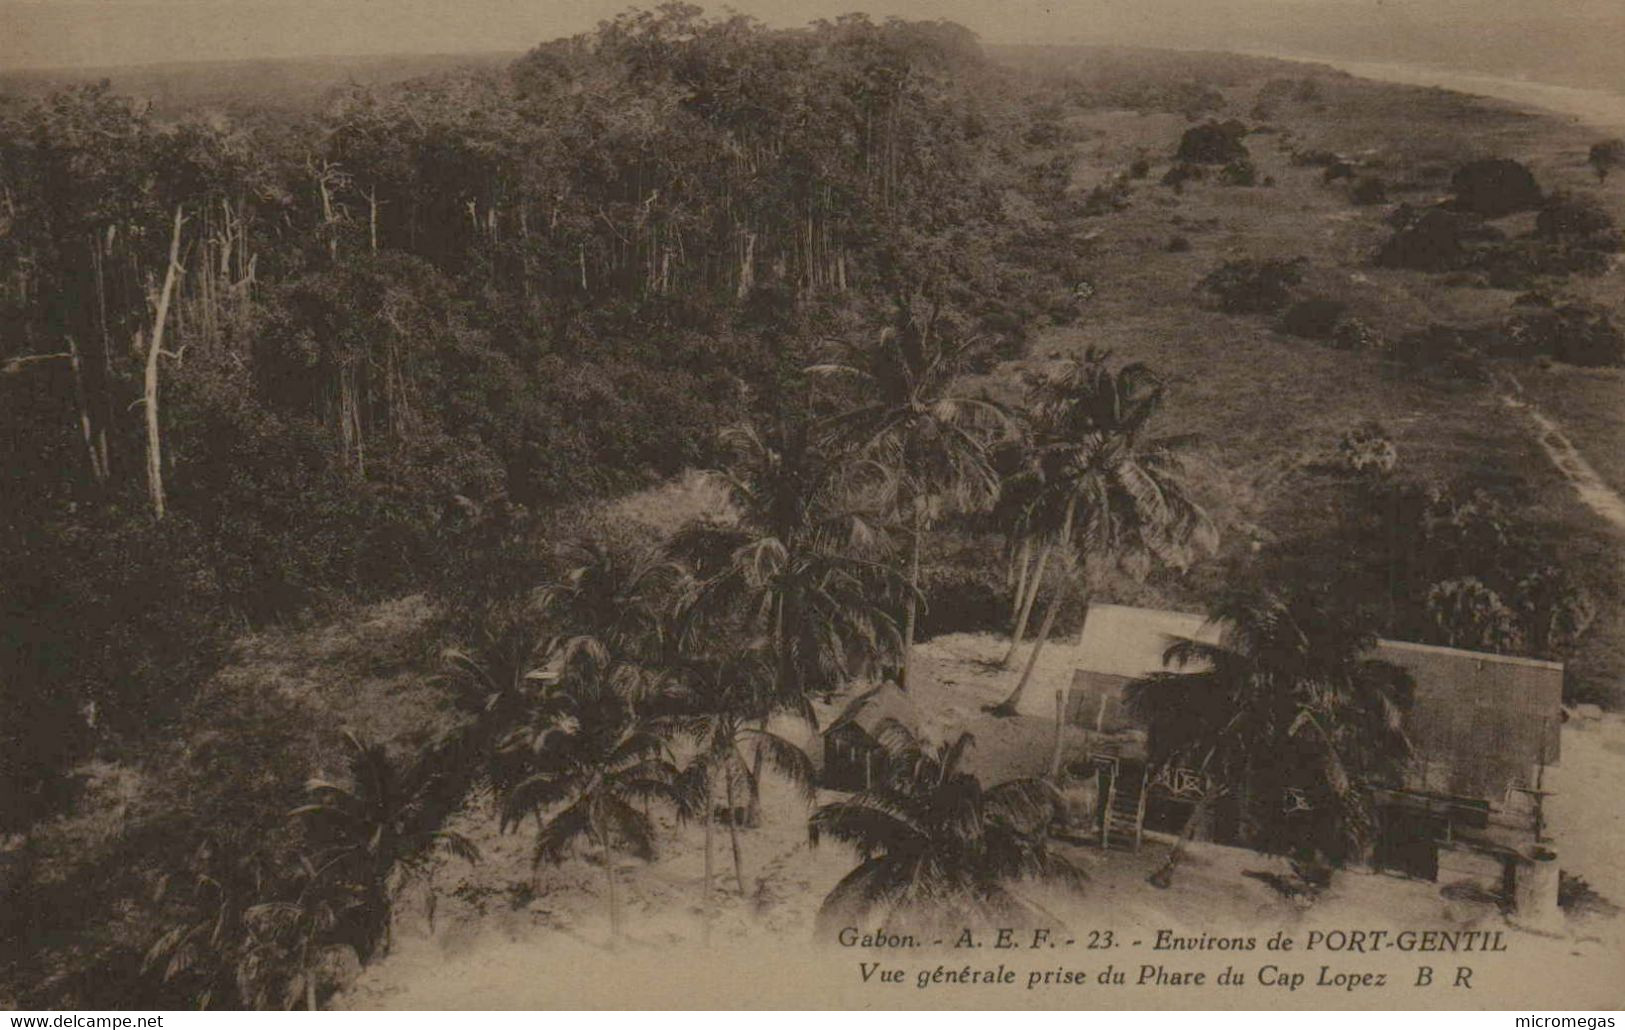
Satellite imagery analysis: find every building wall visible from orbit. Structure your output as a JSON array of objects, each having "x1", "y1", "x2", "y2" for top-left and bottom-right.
[{"x1": 1377, "y1": 642, "x2": 1563, "y2": 803}]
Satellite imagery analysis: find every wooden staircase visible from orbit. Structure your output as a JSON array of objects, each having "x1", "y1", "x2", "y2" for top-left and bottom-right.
[{"x1": 1094, "y1": 751, "x2": 1148, "y2": 852}]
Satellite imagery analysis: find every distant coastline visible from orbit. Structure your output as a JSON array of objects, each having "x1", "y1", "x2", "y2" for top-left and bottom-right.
[{"x1": 1240, "y1": 49, "x2": 1625, "y2": 136}]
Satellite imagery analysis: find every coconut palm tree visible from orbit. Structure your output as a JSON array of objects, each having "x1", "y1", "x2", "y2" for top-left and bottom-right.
[
  {"x1": 808, "y1": 308, "x2": 1008, "y2": 688},
  {"x1": 539, "y1": 538, "x2": 684, "y2": 707},
  {"x1": 991, "y1": 350, "x2": 1213, "y2": 715},
  {"x1": 289, "y1": 730, "x2": 479, "y2": 960},
  {"x1": 672, "y1": 420, "x2": 901, "y2": 820},
  {"x1": 1124, "y1": 589, "x2": 1413, "y2": 887},
  {"x1": 144, "y1": 835, "x2": 282, "y2": 1009},
  {"x1": 808, "y1": 723, "x2": 1082, "y2": 933},
  {"x1": 670, "y1": 644, "x2": 817, "y2": 905},
  {"x1": 500, "y1": 712, "x2": 681, "y2": 949}
]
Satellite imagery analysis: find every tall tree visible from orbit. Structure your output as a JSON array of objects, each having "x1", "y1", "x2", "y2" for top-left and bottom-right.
[
  {"x1": 672, "y1": 420, "x2": 899, "y2": 822},
  {"x1": 500, "y1": 715, "x2": 680, "y2": 949},
  {"x1": 670, "y1": 644, "x2": 817, "y2": 902},
  {"x1": 991, "y1": 350, "x2": 1213, "y2": 715},
  {"x1": 809, "y1": 301, "x2": 1007, "y2": 689}
]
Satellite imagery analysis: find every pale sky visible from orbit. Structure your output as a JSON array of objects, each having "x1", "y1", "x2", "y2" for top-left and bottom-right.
[{"x1": 2, "y1": 0, "x2": 1623, "y2": 73}]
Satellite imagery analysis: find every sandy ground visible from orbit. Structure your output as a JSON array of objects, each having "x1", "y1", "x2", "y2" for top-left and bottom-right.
[
  {"x1": 338, "y1": 635, "x2": 1625, "y2": 1010},
  {"x1": 1241, "y1": 52, "x2": 1625, "y2": 135}
]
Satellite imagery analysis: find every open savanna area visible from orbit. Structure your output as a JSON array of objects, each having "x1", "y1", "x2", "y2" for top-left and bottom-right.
[{"x1": 4, "y1": 18, "x2": 1624, "y2": 1012}]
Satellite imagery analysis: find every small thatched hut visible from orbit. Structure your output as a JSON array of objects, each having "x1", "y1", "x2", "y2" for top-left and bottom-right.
[{"x1": 821, "y1": 684, "x2": 920, "y2": 792}]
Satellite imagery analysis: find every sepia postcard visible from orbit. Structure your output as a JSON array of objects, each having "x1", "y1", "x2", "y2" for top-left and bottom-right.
[{"x1": 1, "y1": 0, "x2": 1623, "y2": 1013}]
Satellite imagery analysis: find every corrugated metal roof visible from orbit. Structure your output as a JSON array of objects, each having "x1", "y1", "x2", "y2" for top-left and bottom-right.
[{"x1": 1073, "y1": 603, "x2": 1222, "y2": 679}]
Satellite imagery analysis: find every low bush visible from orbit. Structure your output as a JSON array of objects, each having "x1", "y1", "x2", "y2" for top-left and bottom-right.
[
  {"x1": 1199, "y1": 257, "x2": 1306, "y2": 315},
  {"x1": 1503, "y1": 303, "x2": 1624, "y2": 367},
  {"x1": 1218, "y1": 158, "x2": 1258, "y2": 187},
  {"x1": 1534, "y1": 193, "x2": 1619, "y2": 245},
  {"x1": 1279, "y1": 296, "x2": 1349, "y2": 340},
  {"x1": 1449, "y1": 158, "x2": 1542, "y2": 218},
  {"x1": 1350, "y1": 176, "x2": 1389, "y2": 206},
  {"x1": 1322, "y1": 162, "x2": 1355, "y2": 183},
  {"x1": 1161, "y1": 162, "x2": 1206, "y2": 191},
  {"x1": 1176, "y1": 120, "x2": 1249, "y2": 165},
  {"x1": 1376, "y1": 206, "x2": 1504, "y2": 272},
  {"x1": 1330, "y1": 317, "x2": 1382, "y2": 352}
]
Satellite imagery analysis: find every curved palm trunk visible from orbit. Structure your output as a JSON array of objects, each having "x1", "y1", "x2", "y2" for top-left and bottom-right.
[
  {"x1": 1148, "y1": 795, "x2": 1208, "y2": 888},
  {"x1": 1000, "y1": 541, "x2": 1052, "y2": 668},
  {"x1": 901, "y1": 505, "x2": 924, "y2": 690},
  {"x1": 724, "y1": 769, "x2": 747, "y2": 897},
  {"x1": 1148, "y1": 751, "x2": 1218, "y2": 888},
  {"x1": 1009, "y1": 535, "x2": 1032, "y2": 623},
  {"x1": 992, "y1": 585, "x2": 1072, "y2": 715}
]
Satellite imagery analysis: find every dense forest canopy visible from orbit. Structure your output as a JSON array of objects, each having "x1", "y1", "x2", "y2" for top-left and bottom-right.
[{"x1": 0, "y1": 4, "x2": 1087, "y2": 834}]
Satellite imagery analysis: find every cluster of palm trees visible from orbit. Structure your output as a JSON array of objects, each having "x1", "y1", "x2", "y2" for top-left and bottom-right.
[
  {"x1": 451, "y1": 323, "x2": 1218, "y2": 938},
  {"x1": 144, "y1": 324, "x2": 1219, "y2": 1005}
]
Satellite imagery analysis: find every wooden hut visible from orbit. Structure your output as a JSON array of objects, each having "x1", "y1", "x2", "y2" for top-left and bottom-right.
[
  {"x1": 821, "y1": 684, "x2": 920, "y2": 792},
  {"x1": 1050, "y1": 604, "x2": 1565, "y2": 880}
]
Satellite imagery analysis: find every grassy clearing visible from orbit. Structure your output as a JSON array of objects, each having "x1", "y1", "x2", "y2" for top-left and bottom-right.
[{"x1": 1013, "y1": 69, "x2": 1625, "y2": 703}]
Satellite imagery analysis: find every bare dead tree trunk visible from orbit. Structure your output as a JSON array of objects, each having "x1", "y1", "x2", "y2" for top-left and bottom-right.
[
  {"x1": 736, "y1": 231, "x2": 755, "y2": 299},
  {"x1": 65, "y1": 337, "x2": 103, "y2": 483},
  {"x1": 144, "y1": 206, "x2": 186, "y2": 521}
]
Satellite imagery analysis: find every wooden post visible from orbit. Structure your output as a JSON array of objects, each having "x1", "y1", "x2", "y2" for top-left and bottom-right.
[{"x1": 1049, "y1": 689, "x2": 1067, "y2": 779}]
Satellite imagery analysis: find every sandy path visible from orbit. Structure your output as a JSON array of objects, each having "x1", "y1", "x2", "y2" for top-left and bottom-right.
[
  {"x1": 1501, "y1": 382, "x2": 1625, "y2": 532},
  {"x1": 1241, "y1": 50, "x2": 1625, "y2": 135}
]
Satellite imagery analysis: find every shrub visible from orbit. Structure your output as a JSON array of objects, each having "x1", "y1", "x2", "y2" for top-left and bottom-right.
[
  {"x1": 1161, "y1": 162, "x2": 1206, "y2": 191},
  {"x1": 1534, "y1": 193, "x2": 1619, "y2": 245},
  {"x1": 1128, "y1": 158, "x2": 1151, "y2": 179},
  {"x1": 1331, "y1": 317, "x2": 1381, "y2": 352},
  {"x1": 1503, "y1": 303, "x2": 1624, "y2": 367},
  {"x1": 1350, "y1": 176, "x2": 1388, "y2": 206},
  {"x1": 1322, "y1": 162, "x2": 1355, "y2": 183},
  {"x1": 1166, "y1": 235, "x2": 1192, "y2": 253},
  {"x1": 1279, "y1": 296, "x2": 1349, "y2": 339},
  {"x1": 1336, "y1": 421, "x2": 1397, "y2": 476},
  {"x1": 1390, "y1": 324, "x2": 1493, "y2": 379},
  {"x1": 1219, "y1": 158, "x2": 1257, "y2": 187},
  {"x1": 1376, "y1": 207, "x2": 1503, "y2": 271},
  {"x1": 1449, "y1": 158, "x2": 1542, "y2": 217},
  {"x1": 1176, "y1": 120, "x2": 1249, "y2": 165},
  {"x1": 1290, "y1": 148, "x2": 1342, "y2": 168},
  {"x1": 1082, "y1": 177, "x2": 1133, "y2": 215},
  {"x1": 1198, "y1": 257, "x2": 1306, "y2": 315},
  {"x1": 1588, "y1": 138, "x2": 1625, "y2": 182}
]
